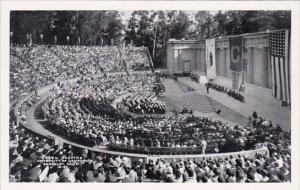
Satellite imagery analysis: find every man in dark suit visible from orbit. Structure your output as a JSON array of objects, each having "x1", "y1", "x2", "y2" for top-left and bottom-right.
[{"x1": 206, "y1": 83, "x2": 210, "y2": 94}]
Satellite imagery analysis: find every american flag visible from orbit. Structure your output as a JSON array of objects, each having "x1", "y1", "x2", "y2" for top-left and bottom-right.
[{"x1": 269, "y1": 30, "x2": 290, "y2": 105}]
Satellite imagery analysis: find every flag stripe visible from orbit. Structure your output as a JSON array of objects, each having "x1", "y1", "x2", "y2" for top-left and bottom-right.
[
  {"x1": 280, "y1": 57, "x2": 286, "y2": 101},
  {"x1": 284, "y1": 58, "x2": 288, "y2": 103},
  {"x1": 285, "y1": 30, "x2": 290, "y2": 104},
  {"x1": 275, "y1": 57, "x2": 281, "y2": 99},
  {"x1": 278, "y1": 57, "x2": 283, "y2": 100},
  {"x1": 288, "y1": 52, "x2": 290, "y2": 104},
  {"x1": 271, "y1": 55, "x2": 276, "y2": 97}
]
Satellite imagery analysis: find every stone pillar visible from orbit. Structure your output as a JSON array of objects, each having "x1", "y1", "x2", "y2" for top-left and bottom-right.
[
  {"x1": 232, "y1": 71, "x2": 240, "y2": 89},
  {"x1": 199, "y1": 48, "x2": 206, "y2": 73},
  {"x1": 167, "y1": 44, "x2": 174, "y2": 74},
  {"x1": 225, "y1": 48, "x2": 232, "y2": 79},
  {"x1": 216, "y1": 48, "x2": 221, "y2": 76},
  {"x1": 220, "y1": 48, "x2": 226, "y2": 77},
  {"x1": 246, "y1": 47, "x2": 254, "y2": 84},
  {"x1": 253, "y1": 47, "x2": 268, "y2": 87},
  {"x1": 178, "y1": 49, "x2": 183, "y2": 73},
  {"x1": 190, "y1": 49, "x2": 194, "y2": 73},
  {"x1": 174, "y1": 49, "x2": 179, "y2": 74},
  {"x1": 193, "y1": 49, "x2": 197, "y2": 71},
  {"x1": 196, "y1": 49, "x2": 201, "y2": 72},
  {"x1": 202, "y1": 48, "x2": 207, "y2": 74},
  {"x1": 199, "y1": 48, "x2": 202, "y2": 72}
]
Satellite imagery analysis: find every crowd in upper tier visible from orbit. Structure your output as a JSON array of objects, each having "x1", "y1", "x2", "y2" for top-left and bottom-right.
[{"x1": 10, "y1": 45, "x2": 151, "y2": 102}]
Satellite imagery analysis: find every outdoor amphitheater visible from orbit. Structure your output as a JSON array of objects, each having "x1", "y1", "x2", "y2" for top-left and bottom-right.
[{"x1": 8, "y1": 11, "x2": 292, "y2": 183}]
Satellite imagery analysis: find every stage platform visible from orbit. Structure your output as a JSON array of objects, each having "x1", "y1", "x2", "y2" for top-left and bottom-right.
[
  {"x1": 160, "y1": 78, "x2": 248, "y2": 126},
  {"x1": 177, "y1": 77, "x2": 291, "y2": 131}
]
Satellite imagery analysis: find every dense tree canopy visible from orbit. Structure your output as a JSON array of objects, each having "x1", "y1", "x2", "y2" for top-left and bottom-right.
[{"x1": 10, "y1": 10, "x2": 291, "y2": 68}]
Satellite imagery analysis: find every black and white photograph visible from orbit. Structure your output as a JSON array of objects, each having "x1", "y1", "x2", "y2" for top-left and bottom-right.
[{"x1": 1, "y1": 1, "x2": 300, "y2": 188}]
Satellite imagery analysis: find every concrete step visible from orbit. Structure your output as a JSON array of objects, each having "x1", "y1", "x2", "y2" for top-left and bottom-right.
[{"x1": 172, "y1": 92, "x2": 216, "y2": 113}]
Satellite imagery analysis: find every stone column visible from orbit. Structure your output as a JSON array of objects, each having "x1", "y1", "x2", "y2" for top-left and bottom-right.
[
  {"x1": 196, "y1": 49, "x2": 201, "y2": 72},
  {"x1": 178, "y1": 49, "x2": 183, "y2": 73},
  {"x1": 193, "y1": 49, "x2": 196, "y2": 71},
  {"x1": 220, "y1": 47, "x2": 226, "y2": 77},
  {"x1": 246, "y1": 47, "x2": 254, "y2": 84},
  {"x1": 200, "y1": 48, "x2": 206, "y2": 73},
  {"x1": 173, "y1": 49, "x2": 179, "y2": 74},
  {"x1": 225, "y1": 48, "x2": 232, "y2": 79},
  {"x1": 216, "y1": 48, "x2": 221, "y2": 76},
  {"x1": 232, "y1": 71, "x2": 240, "y2": 89},
  {"x1": 167, "y1": 44, "x2": 174, "y2": 74},
  {"x1": 253, "y1": 47, "x2": 268, "y2": 87}
]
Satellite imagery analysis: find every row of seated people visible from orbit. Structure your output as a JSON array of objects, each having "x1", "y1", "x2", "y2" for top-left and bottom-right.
[
  {"x1": 206, "y1": 82, "x2": 245, "y2": 102},
  {"x1": 156, "y1": 72, "x2": 177, "y2": 80},
  {"x1": 153, "y1": 83, "x2": 166, "y2": 95},
  {"x1": 39, "y1": 74, "x2": 290, "y2": 157},
  {"x1": 191, "y1": 73, "x2": 200, "y2": 83},
  {"x1": 9, "y1": 118, "x2": 291, "y2": 183},
  {"x1": 41, "y1": 73, "x2": 156, "y2": 146},
  {"x1": 119, "y1": 45, "x2": 151, "y2": 70},
  {"x1": 122, "y1": 92, "x2": 167, "y2": 114},
  {"x1": 41, "y1": 75, "x2": 211, "y2": 149},
  {"x1": 10, "y1": 45, "x2": 151, "y2": 102}
]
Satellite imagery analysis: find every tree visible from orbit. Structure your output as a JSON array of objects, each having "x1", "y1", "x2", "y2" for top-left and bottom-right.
[
  {"x1": 125, "y1": 10, "x2": 155, "y2": 47},
  {"x1": 213, "y1": 11, "x2": 229, "y2": 37},
  {"x1": 168, "y1": 11, "x2": 191, "y2": 39},
  {"x1": 10, "y1": 11, "x2": 53, "y2": 44},
  {"x1": 195, "y1": 11, "x2": 213, "y2": 39},
  {"x1": 78, "y1": 11, "x2": 125, "y2": 46}
]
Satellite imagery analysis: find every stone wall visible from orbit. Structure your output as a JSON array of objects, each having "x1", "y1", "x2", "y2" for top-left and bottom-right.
[{"x1": 167, "y1": 32, "x2": 272, "y2": 89}]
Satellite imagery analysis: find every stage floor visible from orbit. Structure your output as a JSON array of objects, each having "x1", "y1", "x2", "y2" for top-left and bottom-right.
[
  {"x1": 160, "y1": 78, "x2": 248, "y2": 126},
  {"x1": 176, "y1": 77, "x2": 291, "y2": 131}
]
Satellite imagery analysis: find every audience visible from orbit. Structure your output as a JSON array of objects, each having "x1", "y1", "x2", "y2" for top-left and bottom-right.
[
  {"x1": 9, "y1": 119, "x2": 291, "y2": 183},
  {"x1": 123, "y1": 92, "x2": 166, "y2": 114},
  {"x1": 40, "y1": 73, "x2": 290, "y2": 157},
  {"x1": 206, "y1": 82, "x2": 245, "y2": 102},
  {"x1": 191, "y1": 73, "x2": 200, "y2": 83},
  {"x1": 10, "y1": 45, "x2": 151, "y2": 102},
  {"x1": 9, "y1": 45, "x2": 291, "y2": 183}
]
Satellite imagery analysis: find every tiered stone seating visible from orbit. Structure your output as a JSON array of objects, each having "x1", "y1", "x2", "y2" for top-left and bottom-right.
[{"x1": 163, "y1": 92, "x2": 216, "y2": 113}]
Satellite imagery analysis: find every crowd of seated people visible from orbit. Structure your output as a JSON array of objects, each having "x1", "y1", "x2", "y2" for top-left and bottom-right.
[
  {"x1": 40, "y1": 72, "x2": 290, "y2": 158},
  {"x1": 157, "y1": 72, "x2": 176, "y2": 80},
  {"x1": 206, "y1": 82, "x2": 245, "y2": 102},
  {"x1": 9, "y1": 118, "x2": 291, "y2": 183},
  {"x1": 178, "y1": 106, "x2": 193, "y2": 114},
  {"x1": 191, "y1": 73, "x2": 200, "y2": 83},
  {"x1": 10, "y1": 45, "x2": 151, "y2": 102},
  {"x1": 122, "y1": 92, "x2": 166, "y2": 114},
  {"x1": 153, "y1": 83, "x2": 165, "y2": 95},
  {"x1": 9, "y1": 43, "x2": 291, "y2": 183},
  {"x1": 120, "y1": 45, "x2": 151, "y2": 70}
]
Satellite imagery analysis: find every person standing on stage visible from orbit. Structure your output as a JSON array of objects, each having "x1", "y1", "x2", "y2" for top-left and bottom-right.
[{"x1": 206, "y1": 83, "x2": 210, "y2": 94}]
